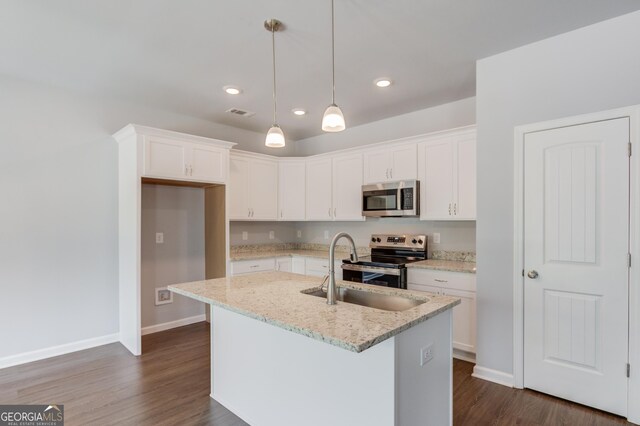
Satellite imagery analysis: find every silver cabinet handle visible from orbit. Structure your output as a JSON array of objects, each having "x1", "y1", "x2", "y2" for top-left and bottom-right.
[
  {"x1": 251, "y1": 209, "x2": 254, "y2": 217},
  {"x1": 250, "y1": 264, "x2": 259, "y2": 268},
  {"x1": 248, "y1": 208, "x2": 251, "y2": 218},
  {"x1": 385, "y1": 169, "x2": 389, "y2": 179},
  {"x1": 185, "y1": 165, "x2": 189, "y2": 176},
  {"x1": 189, "y1": 165, "x2": 193, "y2": 176},
  {"x1": 334, "y1": 208, "x2": 336, "y2": 217},
  {"x1": 434, "y1": 279, "x2": 448, "y2": 283},
  {"x1": 328, "y1": 208, "x2": 331, "y2": 217},
  {"x1": 390, "y1": 169, "x2": 393, "y2": 179},
  {"x1": 453, "y1": 203, "x2": 457, "y2": 215},
  {"x1": 527, "y1": 270, "x2": 539, "y2": 279},
  {"x1": 280, "y1": 210, "x2": 283, "y2": 218},
  {"x1": 448, "y1": 203, "x2": 452, "y2": 215}
]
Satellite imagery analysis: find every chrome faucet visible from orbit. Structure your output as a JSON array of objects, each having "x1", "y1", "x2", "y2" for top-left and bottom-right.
[{"x1": 327, "y1": 232, "x2": 359, "y2": 305}]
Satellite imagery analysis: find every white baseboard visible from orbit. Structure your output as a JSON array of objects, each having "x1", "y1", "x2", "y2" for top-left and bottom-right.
[
  {"x1": 472, "y1": 365, "x2": 514, "y2": 388},
  {"x1": 453, "y1": 349, "x2": 476, "y2": 363},
  {"x1": 141, "y1": 314, "x2": 206, "y2": 336},
  {"x1": 0, "y1": 333, "x2": 119, "y2": 370}
]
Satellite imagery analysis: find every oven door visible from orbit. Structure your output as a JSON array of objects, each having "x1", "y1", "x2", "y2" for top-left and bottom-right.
[{"x1": 341, "y1": 264, "x2": 407, "y2": 289}]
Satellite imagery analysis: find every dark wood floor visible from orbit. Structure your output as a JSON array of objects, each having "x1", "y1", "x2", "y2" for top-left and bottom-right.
[{"x1": 0, "y1": 323, "x2": 630, "y2": 425}]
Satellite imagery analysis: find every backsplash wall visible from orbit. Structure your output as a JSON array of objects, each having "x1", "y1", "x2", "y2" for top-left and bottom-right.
[{"x1": 230, "y1": 219, "x2": 475, "y2": 257}]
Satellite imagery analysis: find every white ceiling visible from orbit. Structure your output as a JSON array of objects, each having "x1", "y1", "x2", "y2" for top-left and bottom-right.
[{"x1": 1, "y1": 1, "x2": 639, "y2": 140}]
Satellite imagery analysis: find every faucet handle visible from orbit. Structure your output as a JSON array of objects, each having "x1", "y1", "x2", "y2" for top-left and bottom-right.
[{"x1": 349, "y1": 252, "x2": 357, "y2": 262}]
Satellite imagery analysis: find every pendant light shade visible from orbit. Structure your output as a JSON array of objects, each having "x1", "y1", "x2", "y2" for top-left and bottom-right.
[
  {"x1": 264, "y1": 19, "x2": 285, "y2": 148},
  {"x1": 321, "y1": 104, "x2": 345, "y2": 132},
  {"x1": 265, "y1": 124, "x2": 285, "y2": 148},
  {"x1": 322, "y1": 0, "x2": 346, "y2": 132}
]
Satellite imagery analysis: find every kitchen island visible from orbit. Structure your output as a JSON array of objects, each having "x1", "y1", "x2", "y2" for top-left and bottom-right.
[{"x1": 169, "y1": 271, "x2": 460, "y2": 426}]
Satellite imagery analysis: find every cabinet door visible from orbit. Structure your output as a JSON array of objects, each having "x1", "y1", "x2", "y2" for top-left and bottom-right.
[
  {"x1": 143, "y1": 137, "x2": 187, "y2": 179},
  {"x1": 454, "y1": 135, "x2": 476, "y2": 220},
  {"x1": 332, "y1": 154, "x2": 364, "y2": 221},
  {"x1": 391, "y1": 145, "x2": 418, "y2": 181},
  {"x1": 443, "y1": 288, "x2": 476, "y2": 354},
  {"x1": 278, "y1": 161, "x2": 306, "y2": 221},
  {"x1": 421, "y1": 138, "x2": 455, "y2": 220},
  {"x1": 292, "y1": 257, "x2": 306, "y2": 274},
  {"x1": 249, "y1": 159, "x2": 278, "y2": 220},
  {"x1": 305, "y1": 258, "x2": 330, "y2": 277},
  {"x1": 363, "y1": 150, "x2": 392, "y2": 183},
  {"x1": 229, "y1": 156, "x2": 250, "y2": 220},
  {"x1": 190, "y1": 144, "x2": 226, "y2": 183},
  {"x1": 276, "y1": 257, "x2": 292, "y2": 272},
  {"x1": 305, "y1": 158, "x2": 333, "y2": 221}
]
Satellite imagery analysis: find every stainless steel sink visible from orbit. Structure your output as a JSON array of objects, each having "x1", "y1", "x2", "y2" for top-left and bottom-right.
[{"x1": 303, "y1": 287, "x2": 427, "y2": 312}]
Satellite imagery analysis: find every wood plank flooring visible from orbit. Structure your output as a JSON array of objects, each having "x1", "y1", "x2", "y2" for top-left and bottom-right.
[{"x1": 0, "y1": 322, "x2": 631, "y2": 425}]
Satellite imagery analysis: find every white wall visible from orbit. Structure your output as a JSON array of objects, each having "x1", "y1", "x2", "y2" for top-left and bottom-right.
[
  {"x1": 0, "y1": 74, "x2": 268, "y2": 360},
  {"x1": 141, "y1": 184, "x2": 205, "y2": 328},
  {"x1": 295, "y1": 97, "x2": 476, "y2": 156},
  {"x1": 475, "y1": 11, "x2": 640, "y2": 376}
]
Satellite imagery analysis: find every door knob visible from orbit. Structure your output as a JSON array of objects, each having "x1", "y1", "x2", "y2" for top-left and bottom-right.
[{"x1": 527, "y1": 270, "x2": 539, "y2": 279}]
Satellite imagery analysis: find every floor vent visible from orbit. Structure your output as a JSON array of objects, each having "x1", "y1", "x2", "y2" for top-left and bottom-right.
[{"x1": 226, "y1": 108, "x2": 255, "y2": 117}]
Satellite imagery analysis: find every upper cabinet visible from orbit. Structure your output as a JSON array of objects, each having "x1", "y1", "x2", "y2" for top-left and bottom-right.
[
  {"x1": 278, "y1": 161, "x2": 306, "y2": 221},
  {"x1": 363, "y1": 144, "x2": 417, "y2": 184},
  {"x1": 143, "y1": 135, "x2": 229, "y2": 184},
  {"x1": 229, "y1": 153, "x2": 278, "y2": 220},
  {"x1": 306, "y1": 154, "x2": 364, "y2": 221},
  {"x1": 418, "y1": 128, "x2": 476, "y2": 220}
]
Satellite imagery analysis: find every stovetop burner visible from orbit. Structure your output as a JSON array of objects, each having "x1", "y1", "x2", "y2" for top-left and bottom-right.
[{"x1": 342, "y1": 234, "x2": 427, "y2": 269}]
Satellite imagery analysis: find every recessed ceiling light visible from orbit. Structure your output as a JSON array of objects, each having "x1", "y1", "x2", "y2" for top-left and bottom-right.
[
  {"x1": 374, "y1": 78, "x2": 392, "y2": 88},
  {"x1": 292, "y1": 108, "x2": 306, "y2": 116},
  {"x1": 223, "y1": 85, "x2": 242, "y2": 95}
]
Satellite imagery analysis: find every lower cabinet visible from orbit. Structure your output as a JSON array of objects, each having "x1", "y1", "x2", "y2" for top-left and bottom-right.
[
  {"x1": 408, "y1": 269, "x2": 476, "y2": 358},
  {"x1": 231, "y1": 256, "x2": 341, "y2": 279}
]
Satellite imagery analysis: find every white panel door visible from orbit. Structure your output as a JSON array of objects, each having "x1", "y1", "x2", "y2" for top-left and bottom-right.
[
  {"x1": 454, "y1": 135, "x2": 476, "y2": 219},
  {"x1": 279, "y1": 161, "x2": 306, "y2": 221},
  {"x1": 332, "y1": 154, "x2": 364, "y2": 221},
  {"x1": 391, "y1": 145, "x2": 418, "y2": 181},
  {"x1": 363, "y1": 150, "x2": 392, "y2": 183},
  {"x1": 306, "y1": 158, "x2": 333, "y2": 221},
  {"x1": 421, "y1": 138, "x2": 454, "y2": 220},
  {"x1": 190, "y1": 144, "x2": 226, "y2": 183},
  {"x1": 143, "y1": 137, "x2": 187, "y2": 179},
  {"x1": 524, "y1": 118, "x2": 629, "y2": 416},
  {"x1": 229, "y1": 157, "x2": 250, "y2": 220},
  {"x1": 249, "y1": 159, "x2": 278, "y2": 220}
]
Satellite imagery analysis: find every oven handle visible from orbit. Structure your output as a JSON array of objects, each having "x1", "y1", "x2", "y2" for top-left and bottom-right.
[{"x1": 341, "y1": 264, "x2": 402, "y2": 276}]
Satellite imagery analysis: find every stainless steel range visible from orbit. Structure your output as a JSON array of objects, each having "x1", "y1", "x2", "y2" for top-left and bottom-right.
[{"x1": 341, "y1": 234, "x2": 427, "y2": 289}]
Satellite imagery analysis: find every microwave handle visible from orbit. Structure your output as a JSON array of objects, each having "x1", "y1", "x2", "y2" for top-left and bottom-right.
[{"x1": 397, "y1": 187, "x2": 403, "y2": 210}]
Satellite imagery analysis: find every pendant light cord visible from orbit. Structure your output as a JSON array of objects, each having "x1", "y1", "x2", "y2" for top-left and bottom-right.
[
  {"x1": 331, "y1": 0, "x2": 336, "y2": 105},
  {"x1": 271, "y1": 24, "x2": 278, "y2": 125}
]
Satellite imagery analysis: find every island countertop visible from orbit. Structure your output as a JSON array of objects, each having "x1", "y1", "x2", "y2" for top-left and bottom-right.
[{"x1": 169, "y1": 271, "x2": 460, "y2": 353}]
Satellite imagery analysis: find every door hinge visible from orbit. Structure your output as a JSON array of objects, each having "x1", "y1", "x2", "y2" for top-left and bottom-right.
[
  {"x1": 629, "y1": 142, "x2": 632, "y2": 157},
  {"x1": 627, "y1": 363, "x2": 631, "y2": 378},
  {"x1": 522, "y1": 269, "x2": 525, "y2": 277},
  {"x1": 629, "y1": 253, "x2": 632, "y2": 268}
]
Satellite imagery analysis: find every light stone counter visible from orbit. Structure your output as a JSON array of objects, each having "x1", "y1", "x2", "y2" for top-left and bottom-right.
[
  {"x1": 169, "y1": 271, "x2": 460, "y2": 353},
  {"x1": 407, "y1": 259, "x2": 477, "y2": 274},
  {"x1": 230, "y1": 249, "x2": 333, "y2": 261}
]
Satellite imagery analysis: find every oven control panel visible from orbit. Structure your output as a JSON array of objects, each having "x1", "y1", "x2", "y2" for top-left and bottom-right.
[{"x1": 370, "y1": 234, "x2": 427, "y2": 249}]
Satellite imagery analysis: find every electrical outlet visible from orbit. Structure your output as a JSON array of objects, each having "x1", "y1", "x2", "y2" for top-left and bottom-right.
[
  {"x1": 269, "y1": 231, "x2": 275, "y2": 240},
  {"x1": 242, "y1": 231, "x2": 248, "y2": 241},
  {"x1": 155, "y1": 233, "x2": 164, "y2": 244},
  {"x1": 297, "y1": 230, "x2": 302, "y2": 238},
  {"x1": 324, "y1": 230, "x2": 329, "y2": 240},
  {"x1": 433, "y1": 233, "x2": 441, "y2": 244},
  {"x1": 420, "y1": 344, "x2": 434, "y2": 366}
]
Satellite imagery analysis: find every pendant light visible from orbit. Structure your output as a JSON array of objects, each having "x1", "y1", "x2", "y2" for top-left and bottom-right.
[
  {"x1": 265, "y1": 19, "x2": 285, "y2": 148},
  {"x1": 321, "y1": 0, "x2": 346, "y2": 132}
]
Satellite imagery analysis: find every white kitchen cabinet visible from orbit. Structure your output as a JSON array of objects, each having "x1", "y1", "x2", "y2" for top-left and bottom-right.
[
  {"x1": 332, "y1": 153, "x2": 364, "y2": 221},
  {"x1": 230, "y1": 258, "x2": 276, "y2": 276},
  {"x1": 408, "y1": 269, "x2": 476, "y2": 357},
  {"x1": 278, "y1": 161, "x2": 306, "y2": 221},
  {"x1": 305, "y1": 258, "x2": 343, "y2": 280},
  {"x1": 363, "y1": 144, "x2": 417, "y2": 184},
  {"x1": 275, "y1": 256, "x2": 292, "y2": 272},
  {"x1": 229, "y1": 154, "x2": 278, "y2": 220},
  {"x1": 306, "y1": 158, "x2": 333, "y2": 221},
  {"x1": 419, "y1": 129, "x2": 476, "y2": 220},
  {"x1": 143, "y1": 137, "x2": 228, "y2": 183},
  {"x1": 292, "y1": 257, "x2": 306, "y2": 274}
]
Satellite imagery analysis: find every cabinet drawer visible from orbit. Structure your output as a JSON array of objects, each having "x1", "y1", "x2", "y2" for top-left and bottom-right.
[
  {"x1": 407, "y1": 269, "x2": 475, "y2": 292},
  {"x1": 231, "y1": 258, "x2": 276, "y2": 276},
  {"x1": 408, "y1": 283, "x2": 442, "y2": 295}
]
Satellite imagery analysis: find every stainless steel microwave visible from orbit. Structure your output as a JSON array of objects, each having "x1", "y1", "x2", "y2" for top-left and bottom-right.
[{"x1": 362, "y1": 180, "x2": 420, "y2": 217}]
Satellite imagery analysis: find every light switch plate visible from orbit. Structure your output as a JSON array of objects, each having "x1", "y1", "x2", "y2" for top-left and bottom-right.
[
  {"x1": 433, "y1": 233, "x2": 441, "y2": 244},
  {"x1": 324, "y1": 230, "x2": 329, "y2": 240},
  {"x1": 269, "y1": 231, "x2": 275, "y2": 240},
  {"x1": 155, "y1": 233, "x2": 164, "y2": 244},
  {"x1": 297, "y1": 230, "x2": 302, "y2": 238},
  {"x1": 242, "y1": 231, "x2": 248, "y2": 241}
]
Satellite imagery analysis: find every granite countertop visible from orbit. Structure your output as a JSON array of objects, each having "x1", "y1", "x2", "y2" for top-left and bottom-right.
[
  {"x1": 169, "y1": 271, "x2": 460, "y2": 353},
  {"x1": 230, "y1": 249, "x2": 333, "y2": 261},
  {"x1": 407, "y1": 259, "x2": 477, "y2": 274}
]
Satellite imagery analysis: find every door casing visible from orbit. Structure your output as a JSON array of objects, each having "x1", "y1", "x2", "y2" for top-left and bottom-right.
[{"x1": 512, "y1": 105, "x2": 640, "y2": 424}]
